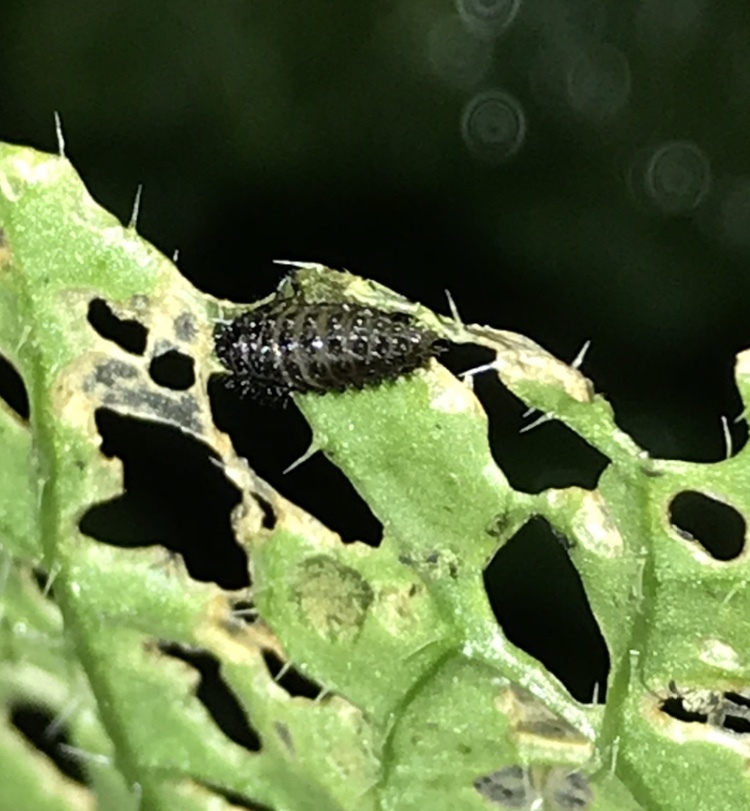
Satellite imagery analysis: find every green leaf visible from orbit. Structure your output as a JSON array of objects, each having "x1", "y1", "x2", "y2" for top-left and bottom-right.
[{"x1": 2, "y1": 141, "x2": 749, "y2": 810}]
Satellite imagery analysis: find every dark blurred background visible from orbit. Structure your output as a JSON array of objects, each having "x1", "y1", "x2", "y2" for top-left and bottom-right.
[{"x1": 3, "y1": 0, "x2": 749, "y2": 701}]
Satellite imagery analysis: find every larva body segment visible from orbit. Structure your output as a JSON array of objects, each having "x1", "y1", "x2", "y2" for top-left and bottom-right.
[{"x1": 214, "y1": 300, "x2": 441, "y2": 402}]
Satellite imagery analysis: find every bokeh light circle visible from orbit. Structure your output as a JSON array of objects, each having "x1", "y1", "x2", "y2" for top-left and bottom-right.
[
  {"x1": 461, "y1": 89, "x2": 527, "y2": 163},
  {"x1": 456, "y1": 0, "x2": 522, "y2": 39},
  {"x1": 643, "y1": 140, "x2": 712, "y2": 215}
]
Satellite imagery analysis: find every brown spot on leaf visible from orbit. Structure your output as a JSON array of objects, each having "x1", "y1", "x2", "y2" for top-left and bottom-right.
[{"x1": 292, "y1": 555, "x2": 373, "y2": 642}]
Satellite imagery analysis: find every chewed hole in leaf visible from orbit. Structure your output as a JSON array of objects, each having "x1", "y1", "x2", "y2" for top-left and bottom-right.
[
  {"x1": 283, "y1": 453, "x2": 382, "y2": 546},
  {"x1": 10, "y1": 702, "x2": 89, "y2": 785},
  {"x1": 208, "y1": 376, "x2": 382, "y2": 545},
  {"x1": 262, "y1": 649, "x2": 326, "y2": 700},
  {"x1": 484, "y1": 518, "x2": 610, "y2": 703},
  {"x1": 659, "y1": 685, "x2": 750, "y2": 733},
  {"x1": 195, "y1": 781, "x2": 276, "y2": 811},
  {"x1": 669, "y1": 491, "x2": 746, "y2": 561},
  {"x1": 80, "y1": 409, "x2": 250, "y2": 589},
  {"x1": 0, "y1": 352, "x2": 30, "y2": 420},
  {"x1": 156, "y1": 642, "x2": 261, "y2": 752},
  {"x1": 723, "y1": 713, "x2": 750, "y2": 734},
  {"x1": 87, "y1": 298, "x2": 148, "y2": 355},
  {"x1": 255, "y1": 493, "x2": 277, "y2": 530},
  {"x1": 722, "y1": 692, "x2": 750, "y2": 734},
  {"x1": 149, "y1": 349, "x2": 196, "y2": 391},
  {"x1": 725, "y1": 690, "x2": 750, "y2": 706},
  {"x1": 231, "y1": 599, "x2": 258, "y2": 624},
  {"x1": 441, "y1": 344, "x2": 608, "y2": 493},
  {"x1": 31, "y1": 566, "x2": 57, "y2": 600},
  {"x1": 616, "y1": 364, "x2": 748, "y2": 463},
  {"x1": 660, "y1": 695, "x2": 714, "y2": 725}
]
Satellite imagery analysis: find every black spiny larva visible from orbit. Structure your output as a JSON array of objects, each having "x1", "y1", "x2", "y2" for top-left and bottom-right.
[{"x1": 214, "y1": 299, "x2": 442, "y2": 403}]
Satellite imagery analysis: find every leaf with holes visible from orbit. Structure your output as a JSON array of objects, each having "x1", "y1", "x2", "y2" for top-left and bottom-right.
[{"x1": 1, "y1": 140, "x2": 750, "y2": 811}]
